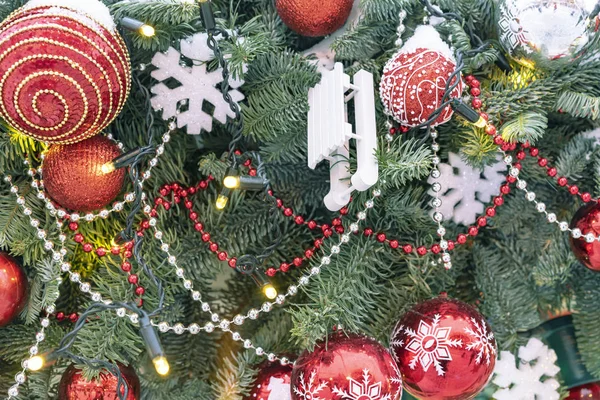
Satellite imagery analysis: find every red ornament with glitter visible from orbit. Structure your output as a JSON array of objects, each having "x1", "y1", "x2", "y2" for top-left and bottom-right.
[
  {"x1": 0, "y1": 252, "x2": 27, "y2": 327},
  {"x1": 58, "y1": 363, "x2": 140, "y2": 400},
  {"x1": 570, "y1": 203, "x2": 600, "y2": 271},
  {"x1": 245, "y1": 362, "x2": 293, "y2": 400},
  {"x1": 275, "y1": 0, "x2": 353, "y2": 37},
  {"x1": 390, "y1": 297, "x2": 496, "y2": 400},
  {"x1": 43, "y1": 135, "x2": 126, "y2": 212},
  {"x1": 380, "y1": 26, "x2": 463, "y2": 127},
  {"x1": 0, "y1": 1, "x2": 131, "y2": 144},
  {"x1": 291, "y1": 331, "x2": 402, "y2": 400}
]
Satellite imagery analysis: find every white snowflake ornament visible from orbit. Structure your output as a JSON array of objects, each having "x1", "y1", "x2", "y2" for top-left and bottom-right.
[
  {"x1": 428, "y1": 152, "x2": 506, "y2": 225},
  {"x1": 150, "y1": 32, "x2": 245, "y2": 135},
  {"x1": 493, "y1": 338, "x2": 561, "y2": 400}
]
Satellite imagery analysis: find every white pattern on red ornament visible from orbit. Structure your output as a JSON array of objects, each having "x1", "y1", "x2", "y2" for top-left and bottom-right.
[
  {"x1": 464, "y1": 317, "x2": 497, "y2": 365},
  {"x1": 379, "y1": 25, "x2": 463, "y2": 127},
  {"x1": 266, "y1": 376, "x2": 291, "y2": 400},
  {"x1": 331, "y1": 368, "x2": 391, "y2": 400},
  {"x1": 403, "y1": 314, "x2": 463, "y2": 376},
  {"x1": 293, "y1": 370, "x2": 328, "y2": 399}
]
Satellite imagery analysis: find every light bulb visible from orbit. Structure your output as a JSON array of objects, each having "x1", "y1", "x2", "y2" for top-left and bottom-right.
[
  {"x1": 223, "y1": 175, "x2": 240, "y2": 189},
  {"x1": 140, "y1": 24, "x2": 156, "y2": 37},
  {"x1": 27, "y1": 356, "x2": 44, "y2": 371},
  {"x1": 216, "y1": 194, "x2": 229, "y2": 210},
  {"x1": 153, "y1": 356, "x2": 170, "y2": 376},
  {"x1": 474, "y1": 116, "x2": 488, "y2": 128},
  {"x1": 263, "y1": 284, "x2": 278, "y2": 300},
  {"x1": 100, "y1": 162, "x2": 115, "y2": 174}
]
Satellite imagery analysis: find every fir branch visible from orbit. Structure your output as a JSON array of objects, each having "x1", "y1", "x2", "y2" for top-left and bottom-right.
[
  {"x1": 456, "y1": 126, "x2": 499, "y2": 168},
  {"x1": 556, "y1": 91, "x2": 600, "y2": 120},
  {"x1": 212, "y1": 353, "x2": 254, "y2": 400},
  {"x1": 555, "y1": 135, "x2": 596, "y2": 181},
  {"x1": 531, "y1": 233, "x2": 575, "y2": 289},
  {"x1": 109, "y1": 0, "x2": 199, "y2": 27},
  {"x1": 573, "y1": 268, "x2": 600, "y2": 378},
  {"x1": 377, "y1": 138, "x2": 433, "y2": 189},
  {"x1": 500, "y1": 112, "x2": 548, "y2": 144}
]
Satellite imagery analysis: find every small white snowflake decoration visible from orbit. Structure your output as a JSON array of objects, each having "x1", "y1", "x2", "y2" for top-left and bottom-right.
[
  {"x1": 428, "y1": 152, "x2": 506, "y2": 225},
  {"x1": 403, "y1": 314, "x2": 463, "y2": 376},
  {"x1": 332, "y1": 369, "x2": 388, "y2": 400},
  {"x1": 465, "y1": 317, "x2": 497, "y2": 365},
  {"x1": 150, "y1": 32, "x2": 245, "y2": 135},
  {"x1": 293, "y1": 370, "x2": 328, "y2": 399},
  {"x1": 493, "y1": 337, "x2": 561, "y2": 400}
]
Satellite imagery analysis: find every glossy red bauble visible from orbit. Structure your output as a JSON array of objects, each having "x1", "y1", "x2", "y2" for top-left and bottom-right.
[
  {"x1": 0, "y1": 4, "x2": 130, "y2": 144},
  {"x1": 570, "y1": 203, "x2": 600, "y2": 271},
  {"x1": 245, "y1": 362, "x2": 293, "y2": 400},
  {"x1": 567, "y1": 382, "x2": 600, "y2": 399},
  {"x1": 0, "y1": 252, "x2": 27, "y2": 327},
  {"x1": 275, "y1": 0, "x2": 353, "y2": 37},
  {"x1": 390, "y1": 297, "x2": 496, "y2": 400},
  {"x1": 58, "y1": 363, "x2": 140, "y2": 400},
  {"x1": 43, "y1": 135, "x2": 126, "y2": 212},
  {"x1": 291, "y1": 331, "x2": 402, "y2": 400}
]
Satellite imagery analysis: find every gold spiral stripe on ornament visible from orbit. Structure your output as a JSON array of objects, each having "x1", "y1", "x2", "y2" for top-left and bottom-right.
[
  {"x1": 0, "y1": 35, "x2": 115, "y2": 130},
  {"x1": 32, "y1": 90, "x2": 69, "y2": 127},
  {"x1": 11, "y1": 70, "x2": 88, "y2": 138},
  {"x1": 0, "y1": 11, "x2": 131, "y2": 102},
  {"x1": 0, "y1": 17, "x2": 130, "y2": 112},
  {"x1": 0, "y1": 55, "x2": 94, "y2": 139}
]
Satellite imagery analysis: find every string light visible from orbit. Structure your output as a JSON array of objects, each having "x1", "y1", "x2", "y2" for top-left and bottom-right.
[
  {"x1": 140, "y1": 24, "x2": 156, "y2": 37},
  {"x1": 101, "y1": 148, "x2": 145, "y2": 175},
  {"x1": 223, "y1": 172, "x2": 240, "y2": 189},
  {"x1": 100, "y1": 162, "x2": 115, "y2": 174},
  {"x1": 139, "y1": 314, "x2": 169, "y2": 376},
  {"x1": 263, "y1": 284, "x2": 278, "y2": 300},
  {"x1": 26, "y1": 356, "x2": 44, "y2": 371},
  {"x1": 450, "y1": 99, "x2": 488, "y2": 128},
  {"x1": 152, "y1": 356, "x2": 170, "y2": 376},
  {"x1": 121, "y1": 17, "x2": 156, "y2": 38},
  {"x1": 216, "y1": 189, "x2": 231, "y2": 210}
]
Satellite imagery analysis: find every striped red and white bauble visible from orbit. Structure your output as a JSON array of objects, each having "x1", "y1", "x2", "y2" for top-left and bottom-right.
[{"x1": 0, "y1": 1, "x2": 131, "y2": 144}]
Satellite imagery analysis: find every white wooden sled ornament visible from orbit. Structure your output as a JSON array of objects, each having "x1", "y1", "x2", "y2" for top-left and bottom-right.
[{"x1": 308, "y1": 63, "x2": 378, "y2": 211}]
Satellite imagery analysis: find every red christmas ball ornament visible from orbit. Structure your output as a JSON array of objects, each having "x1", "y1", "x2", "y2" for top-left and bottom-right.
[
  {"x1": 291, "y1": 331, "x2": 402, "y2": 400},
  {"x1": 380, "y1": 26, "x2": 463, "y2": 128},
  {"x1": 275, "y1": 0, "x2": 353, "y2": 37},
  {"x1": 43, "y1": 135, "x2": 126, "y2": 212},
  {"x1": 390, "y1": 297, "x2": 496, "y2": 400},
  {"x1": 567, "y1": 382, "x2": 600, "y2": 399},
  {"x1": 245, "y1": 362, "x2": 293, "y2": 400},
  {"x1": 0, "y1": 1, "x2": 131, "y2": 144},
  {"x1": 0, "y1": 252, "x2": 27, "y2": 327},
  {"x1": 58, "y1": 363, "x2": 140, "y2": 400},
  {"x1": 570, "y1": 203, "x2": 600, "y2": 271}
]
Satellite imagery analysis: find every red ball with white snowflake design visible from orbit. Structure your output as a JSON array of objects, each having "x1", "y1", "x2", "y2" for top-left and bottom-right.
[
  {"x1": 390, "y1": 297, "x2": 496, "y2": 400},
  {"x1": 245, "y1": 362, "x2": 293, "y2": 400},
  {"x1": 379, "y1": 25, "x2": 463, "y2": 128},
  {"x1": 291, "y1": 331, "x2": 402, "y2": 400}
]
